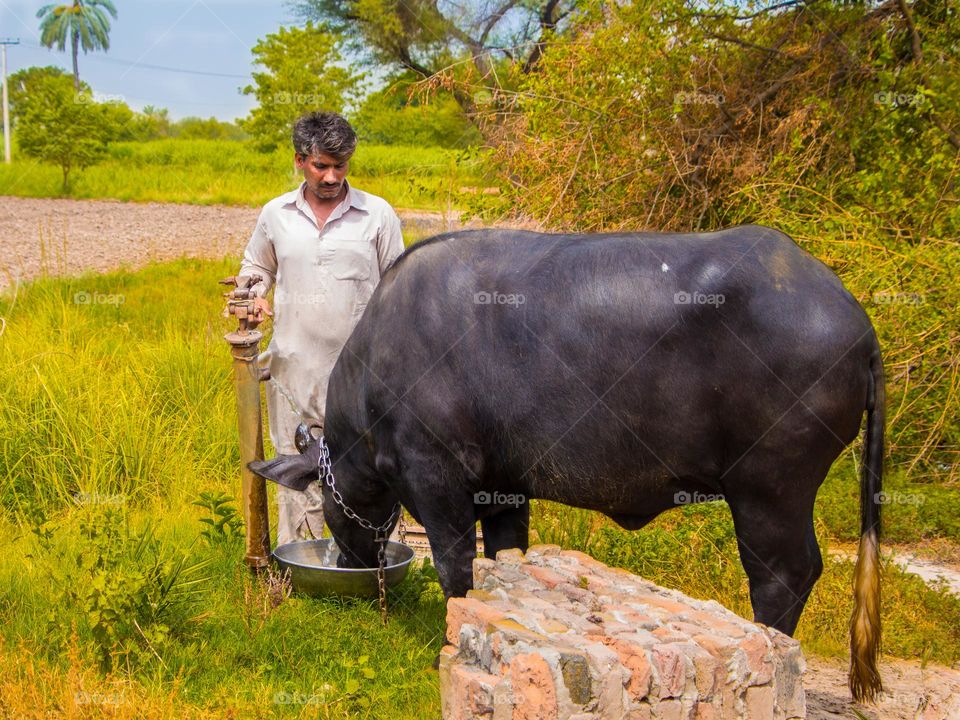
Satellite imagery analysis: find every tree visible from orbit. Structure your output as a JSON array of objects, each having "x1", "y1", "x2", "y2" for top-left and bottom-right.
[
  {"x1": 172, "y1": 116, "x2": 246, "y2": 141},
  {"x1": 127, "y1": 106, "x2": 172, "y2": 141},
  {"x1": 480, "y1": 0, "x2": 959, "y2": 498},
  {"x1": 352, "y1": 74, "x2": 481, "y2": 148},
  {"x1": 8, "y1": 65, "x2": 80, "y2": 119},
  {"x1": 290, "y1": 0, "x2": 580, "y2": 113},
  {"x1": 241, "y1": 23, "x2": 361, "y2": 151},
  {"x1": 16, "y1": 73, "x2": 123, "y2": 191},
  {"x1": 36, "y1": 0, "x2": 119, "y2": 92}
]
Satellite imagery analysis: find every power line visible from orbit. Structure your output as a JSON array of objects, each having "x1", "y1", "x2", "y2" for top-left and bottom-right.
[{"x1": 21, "y1": 40, "x2": 251, "y2": 79}]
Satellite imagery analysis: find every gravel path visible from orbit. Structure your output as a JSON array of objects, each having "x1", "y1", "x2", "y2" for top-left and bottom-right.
[
  {"x1": 1, "y1": 195, "x2": 958, "y2": 716},
  {"x1": 0, "y1": 195, "x2": 463, "y2": 291},
  {"x1": 804, "y1": 655, "x2": 960, "y2": 719}
]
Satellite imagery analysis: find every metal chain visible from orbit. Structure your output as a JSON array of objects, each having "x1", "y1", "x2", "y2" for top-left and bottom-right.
[
  {"x1": 376, "y1": 533, "x2": 389, "y2": 623},
  {"x1": 270, "y1": 376, "x2": 397, "y2": 622},
  {"x1": 318, "y1": 437, "x2": 401, "y2": 625},
  {"x1": 269, "y1": 376, "x2": 309, "y2": 424}
]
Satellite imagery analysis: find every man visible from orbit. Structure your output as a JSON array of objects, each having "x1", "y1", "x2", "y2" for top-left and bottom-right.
[{"x1": 238, "y1": 111, "x2": 405, "y2": 546}]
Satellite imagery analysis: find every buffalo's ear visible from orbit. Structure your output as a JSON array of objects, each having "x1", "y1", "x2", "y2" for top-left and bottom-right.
[{"x1": 248, "y1": 442, "x2": 321, "y2": 491}]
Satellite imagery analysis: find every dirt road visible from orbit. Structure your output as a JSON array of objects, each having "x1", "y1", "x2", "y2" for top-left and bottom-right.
[{"x1": 0, "y1": 195, "x2": 463, "y2": 291}]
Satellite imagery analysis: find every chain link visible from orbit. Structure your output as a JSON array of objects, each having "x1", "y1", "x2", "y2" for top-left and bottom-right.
[
  {"x1": 269, "y1": 377, "x2": 398, "y2": 624},
  {"x1": 318, "y1": 437, "x2": 401, "y2": 625},
  {"x1": 269, "y1": 376, "x2": 309, "y2": 424}
]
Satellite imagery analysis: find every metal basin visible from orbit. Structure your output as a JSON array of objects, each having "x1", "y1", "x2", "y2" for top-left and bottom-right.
[{"x1": 272, "y1": 539, "x2": 415, "y2": 598}]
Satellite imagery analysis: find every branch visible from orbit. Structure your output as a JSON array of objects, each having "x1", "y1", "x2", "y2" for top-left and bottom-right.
[
  {"x1": 702, "y1": 31, "x2": 792, "y2": 56},
  {"x1": 396, "y1": 46, "x2": 434, "y2": 78},
  {"x1": 896, "y1": 0, "x2": 922, "y2": 61},
  {"x1": 690, "y1": 0, "x2": 807, "y2": 22},
  {"x1": 929, "y1": 113, "x2": 960, "y2": 151},
  {"x1": 479, "y1": 0, "x2": 522, "y2": 46},
  {"x1": 893, "y1": 1, "x2": 958, "y2": 149},
  {"x1": 521, "y1": 0, "x2": 562, "y2": 73}
]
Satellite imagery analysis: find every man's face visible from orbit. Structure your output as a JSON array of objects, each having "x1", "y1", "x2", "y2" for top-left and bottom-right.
[{"x1": 296, "y1": 151, "x2": 349, "y2": 201}]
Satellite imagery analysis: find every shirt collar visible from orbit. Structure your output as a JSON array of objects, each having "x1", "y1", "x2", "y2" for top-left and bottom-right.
[{"x1": 283, "y1": 180, "x2": 368, "y2": 216}]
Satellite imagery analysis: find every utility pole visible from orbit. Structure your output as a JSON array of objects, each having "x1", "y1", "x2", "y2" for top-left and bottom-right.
[{"x1": 1, "y1": 38, "x2": 20, "y2": 164}]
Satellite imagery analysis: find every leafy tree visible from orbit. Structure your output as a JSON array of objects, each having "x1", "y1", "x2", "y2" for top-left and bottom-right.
[
  {"x1": 352, "y1": 75, "x2": 481, "y2": 148},
  {"x1": 36, "y1": 0, "x2": 119, "y2": 91},
  {"x1": 172, "y1": 116, "x2": 246, "y2": 141},
  {"x1": 241, "y1": 23, "x2": 361, "y2": 151},
  {"x1": 127, "y1": 105, "x2": 172, "y2": 141},
  {"x1": 16, "y1": 73, "x2": 124, "y2": 191},
  {"x1": 481, "y1": 0, "x2": 959, "y2": 483},
  {"x1": 8, "y1": 65, "x2": 80, "y2": 119},
  {"x1": 290, "y1": 0, "x2": 580, "y2": 113}
]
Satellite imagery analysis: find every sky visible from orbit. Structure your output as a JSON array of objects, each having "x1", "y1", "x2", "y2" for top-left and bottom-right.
[{"x1": 0, "y1": 0, "x2": 300, "y2": 121}]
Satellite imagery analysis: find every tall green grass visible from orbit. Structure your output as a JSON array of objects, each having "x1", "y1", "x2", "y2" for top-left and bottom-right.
[
  {"x1": 0, "y1": 257, "x2": 447, "y2": 717},
  {"x1": 0, "y1": 139, "x2": 487, "y2": 211}
]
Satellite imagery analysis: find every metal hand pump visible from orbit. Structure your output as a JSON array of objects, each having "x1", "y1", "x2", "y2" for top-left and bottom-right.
[{"x1": 221, "y1": 274, "x2": 271, "y2": 570}]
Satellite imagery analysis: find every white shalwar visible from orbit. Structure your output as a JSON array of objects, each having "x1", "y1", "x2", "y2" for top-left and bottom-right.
[{"x1": 239, "y1": 180, "x2": 405, "y2": 546}]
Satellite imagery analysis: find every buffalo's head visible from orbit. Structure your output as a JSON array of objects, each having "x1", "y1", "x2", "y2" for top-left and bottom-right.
[{"x1": 249, "y1": 424, "x2": 399, "y2": 569}]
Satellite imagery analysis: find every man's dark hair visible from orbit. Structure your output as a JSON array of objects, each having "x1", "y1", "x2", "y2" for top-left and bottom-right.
[{"x1": 292, "y1": 112, "x2": 357, "y2": 160}]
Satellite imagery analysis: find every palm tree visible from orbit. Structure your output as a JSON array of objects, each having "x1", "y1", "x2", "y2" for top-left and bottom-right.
[{"x1": 37, "y1": 1, "x2": 118, "y2": 92}]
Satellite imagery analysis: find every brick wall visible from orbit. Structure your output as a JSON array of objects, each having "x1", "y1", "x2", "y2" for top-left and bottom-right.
[{"x1": 439, "y1": 545, "x2": 806, "y2": 719}]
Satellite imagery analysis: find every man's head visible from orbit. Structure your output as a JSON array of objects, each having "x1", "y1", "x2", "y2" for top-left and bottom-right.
[{"x1": 292, "y1": 111, "x2": 357, "y2": 202}]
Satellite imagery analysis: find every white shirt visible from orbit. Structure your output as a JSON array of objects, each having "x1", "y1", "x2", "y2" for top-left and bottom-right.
[{"x1": 239, "y1": 180, "x2": 404, "y2": 452}]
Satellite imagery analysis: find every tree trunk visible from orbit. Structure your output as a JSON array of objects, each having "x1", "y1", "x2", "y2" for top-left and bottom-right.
[{"x1": 71, "y1": 29, "x2": 80, "y2": 92}]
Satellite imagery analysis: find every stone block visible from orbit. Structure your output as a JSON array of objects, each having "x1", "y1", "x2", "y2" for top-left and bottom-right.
[{"x1": 440, "y1": 551, "x2": 806, "y2": 719}]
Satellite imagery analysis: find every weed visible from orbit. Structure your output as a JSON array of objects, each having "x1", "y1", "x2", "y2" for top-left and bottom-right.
[
  {"x1": 192, "y1": 491, "x2": 243, "y2": 544},
  {"x1": 33, "y1": 507, "x2": 211, "y2": 672}
]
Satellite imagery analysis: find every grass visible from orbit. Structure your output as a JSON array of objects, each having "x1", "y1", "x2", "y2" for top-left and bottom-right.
[
  {"x1": 1, "y1": 257, "x2": 958, "y2": 716},
  {"x1": 1, "y1": 509, "x2": 446, "y2": 719},
  {"x1": 0, "y1": 138, "x2": 488, "y2": 212}
]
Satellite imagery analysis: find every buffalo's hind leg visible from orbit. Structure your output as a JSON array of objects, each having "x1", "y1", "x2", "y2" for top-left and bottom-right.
[
  {"x1": 727, "y1": 493, "x2": 823, "y2": 636},
  {"x1": 480, "y1": 500, "x2": 530, "y2": 560}
]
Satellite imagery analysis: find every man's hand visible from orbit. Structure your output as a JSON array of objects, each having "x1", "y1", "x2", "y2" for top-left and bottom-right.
[{"x1": 249, "y1": 296, "x2": 273, "y2": 327}]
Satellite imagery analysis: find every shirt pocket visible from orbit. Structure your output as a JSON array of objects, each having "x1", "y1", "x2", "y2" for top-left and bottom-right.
[{"x1": 324, "y1": 240, "x2": 371, "y2": 281}]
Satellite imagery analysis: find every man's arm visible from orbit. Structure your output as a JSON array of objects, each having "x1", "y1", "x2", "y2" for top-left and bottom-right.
[
  {"x1": 239, "y1": 211, "x2": 278, "y2": 325},
  {"x1": 376, "y1": 208, "x2": 405, "y2": 278}
]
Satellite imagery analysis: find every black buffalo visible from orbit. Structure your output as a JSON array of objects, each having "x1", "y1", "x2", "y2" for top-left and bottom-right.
[{"x1": 252, "y1": 226, "x2": 884, "y2": 701}]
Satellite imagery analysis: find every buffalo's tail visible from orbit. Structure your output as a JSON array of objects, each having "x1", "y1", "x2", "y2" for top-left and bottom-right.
[{"x1": 849, "y1": 342, "x2": 884, "y2": 702}]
